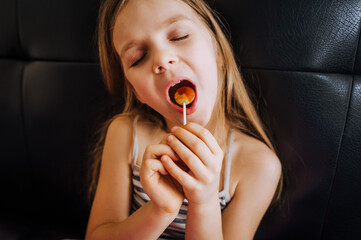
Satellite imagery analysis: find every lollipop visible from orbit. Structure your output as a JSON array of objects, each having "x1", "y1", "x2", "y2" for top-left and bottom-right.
[
  {"x1": 174, "y1": 86, "x2": 195, "y2": 106},
  {"x1": 174, "y1": 86, "x2": 195, "y2": 125}
]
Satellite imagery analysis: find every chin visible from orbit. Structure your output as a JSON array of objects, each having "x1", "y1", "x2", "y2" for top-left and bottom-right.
[{"x1": 188, "y1": 113, "x2": 212, "y2": 127}]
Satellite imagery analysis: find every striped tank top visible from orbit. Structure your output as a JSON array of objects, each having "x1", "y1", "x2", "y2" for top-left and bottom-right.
[{"x1": 130, "y1": 116, "x2": 234, "y2": 239}]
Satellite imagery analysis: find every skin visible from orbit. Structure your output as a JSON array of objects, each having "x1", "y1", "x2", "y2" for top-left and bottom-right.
[{"x1": 86, "y1": 0, "x2": 281, "y2": 239}]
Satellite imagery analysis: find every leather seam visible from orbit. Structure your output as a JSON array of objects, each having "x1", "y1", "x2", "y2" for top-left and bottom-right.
[
  {"x1": 241, "y1": 67, "x2": 360, "y2": 76},
  {"x1": 0, "y1": 57, "x2": 99, "y2": 64},
  {"x1": 351, "y1": 17, "x2": 361, "y2": 73},
  {"x1": 319, "y1": 75, "x2": 355, "y2": 239},
  {"x1": 19, "y1": 62, "x2": 32, "y2": 183}
]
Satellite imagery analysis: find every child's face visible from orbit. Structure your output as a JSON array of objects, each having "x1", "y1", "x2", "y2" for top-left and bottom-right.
[{"x1": 113, "y1": 0, "x2": 219, "y2": 127}]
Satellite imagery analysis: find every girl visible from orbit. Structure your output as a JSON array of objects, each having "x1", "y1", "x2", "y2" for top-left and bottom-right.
[{"x1": 86, "y1": 0, "x2": 282, "y2": 239}]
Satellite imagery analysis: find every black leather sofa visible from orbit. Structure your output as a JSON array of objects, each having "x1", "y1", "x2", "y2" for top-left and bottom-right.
[{"x1": 1, "y1": 0, "x2": 360, "y2": 239}]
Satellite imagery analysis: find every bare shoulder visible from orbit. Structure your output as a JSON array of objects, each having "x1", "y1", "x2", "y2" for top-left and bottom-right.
[
  {"x1": 107, "y1": 114, "x2": 133, "y2": 140},
  {"x1": 230, "y1": 130, "x2": 281, "y2": 196},
  {"x1": 97, "y1": 114, "x2": 135, "y2": 186},
  {"x1": 104, "y1": 115, "x2": 134, "y2": 163},
  {"x1": 221, "y1": 130, "x2": 281, "y2": 238},
  {"x1": 86, "y1": 114, "x2": 135, "y2": 235},
  {"x1": 107, "y1": 115, "x2": 166, "y2": 166}
]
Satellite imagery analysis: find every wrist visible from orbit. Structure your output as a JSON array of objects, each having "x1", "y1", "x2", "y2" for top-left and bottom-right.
[
  {"x1": 185, "y1": 195, "x2": 223, "y2": 239},
  {"x1": 187, "y1": 194, "x2": 220, "y2": 213},
  {"x1": 149, "y1": 200, "x2": 180, "y2": 219}
]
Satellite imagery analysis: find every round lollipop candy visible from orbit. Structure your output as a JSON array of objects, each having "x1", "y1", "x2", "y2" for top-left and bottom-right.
[{"x1": 174, "y1": 86, "x2": 195, "y2": 106}]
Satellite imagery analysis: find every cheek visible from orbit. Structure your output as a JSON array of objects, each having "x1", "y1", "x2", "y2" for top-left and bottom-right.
[
  {"x1": 125, "y1": 69, "x2": 166, "y2": 111},
  {"x1": 137, "y1": 89, "x2": 155, "y2": 104},
  {"x1": 129, "y1": 79, "x2": 162, "y2": 108},
  {"x1": 193, "y1": 43, "x2": 219, "y2": 92},
  {"x1": 125, "y1": 77, "x2": 146, "y2": 103},
  {"x1": 124, "y1": 70, "x2": 149, "y2": 103},
  {"x1": 192, "y1": 34, "x2": 218, "y2": 75},
  {"x1": 196, "y1": 44, "x2": 219, "y2": 115}
]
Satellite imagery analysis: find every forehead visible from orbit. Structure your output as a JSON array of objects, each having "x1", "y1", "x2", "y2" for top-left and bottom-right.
[{"x1": 113, "y1": 0, "x2": 205, "y2": 43}]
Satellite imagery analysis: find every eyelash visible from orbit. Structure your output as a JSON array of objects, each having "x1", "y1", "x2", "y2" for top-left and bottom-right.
[
  {"x1": 131, "y1": 53, "x2": 146, "y2": 67},
  {"x1": 171, "y1": 34, "x2": 189, "y2": 41},
  {"x1": 130, "y1": 34, "x2": 189, "y2": 67}
]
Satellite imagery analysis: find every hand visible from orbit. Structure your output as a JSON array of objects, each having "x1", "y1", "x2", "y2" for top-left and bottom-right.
[
  {"x1": 161, "y1": 123, "x2": 224, "y2": 205},
  {"x1": 139, "y1": 134, "x2": 185, "y2": 215}
]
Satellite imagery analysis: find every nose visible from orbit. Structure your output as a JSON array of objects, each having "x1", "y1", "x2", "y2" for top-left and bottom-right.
[{"x1": 152, "y1": 50, "x2": 178, "y2": 74}]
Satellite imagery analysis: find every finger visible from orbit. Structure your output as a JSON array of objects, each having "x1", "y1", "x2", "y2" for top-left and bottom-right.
[
  {"x1": 177, "y1": 123, "x2": 223, "y2": 156},
  {"x1": 140, "y1": 158, "x2": 168, "y2": 179},
  {"x1": 160, "y1": 133, "x2": 172, "y2": 144},
  {"x1": 166, "y1": 134, "x2": 208, "y2": 180},
  {"x1": 159, "y1": 134, "x2": 182, "y2": 161},
  {"x1": 161, "y1": 155, "x2": 195, "y2": 189},
  {"x1": 170, "y1": 126, "x2": 216, "y2": 167},
  {"x1": 143, "y1": 144, "x2": 179, "y2": 161}
]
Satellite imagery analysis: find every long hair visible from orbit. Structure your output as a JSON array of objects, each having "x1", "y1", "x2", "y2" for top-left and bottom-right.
[{"x1": 89, "y1": 0, "x2": 282, "y2": 203}]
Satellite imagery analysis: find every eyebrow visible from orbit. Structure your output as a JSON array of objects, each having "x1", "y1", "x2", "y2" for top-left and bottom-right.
[
  {"x1": 119, "y1": 14, "x2": 192, "y2": 58},
  {"x1": 161, "y1": 14, "x2": 191, "y2": 27}
]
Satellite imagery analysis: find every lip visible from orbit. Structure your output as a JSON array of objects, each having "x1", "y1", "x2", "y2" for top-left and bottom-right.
[{"x1": 165, "y1": 76, "x2": 198, "y2": 115}]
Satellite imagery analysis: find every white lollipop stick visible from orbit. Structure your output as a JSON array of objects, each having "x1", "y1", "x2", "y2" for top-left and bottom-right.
[{"x1": 183, "y1": 102, "x2": 187, "y2": 125}]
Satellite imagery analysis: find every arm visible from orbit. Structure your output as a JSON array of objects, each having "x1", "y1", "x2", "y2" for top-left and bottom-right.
[
  {"x1": 85, "y1": 117, "x2": 182, "y2": 240},
  {"x1": 221, "y1": 148, "x2": 281, "y2": 240},
  {"x1": 161, "y1": 123, "x2": 281, "y2": 239},
  {"x1": 87, "y1": 201, "x2": 178, "y2": 240},
  {"x1": 186, "y1": 194, "x2": 223, "y2": 240},
  {"x1": 161, "y1": 123, "x2": 224, "y2": 239},
  {"x1": 185, "y1": 151, "x2": 281, "y2": 240}
]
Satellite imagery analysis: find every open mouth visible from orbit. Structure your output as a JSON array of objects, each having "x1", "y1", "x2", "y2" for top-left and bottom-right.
[{"x1": 168, "y1": 80, "x2": 196, "y2": 108}]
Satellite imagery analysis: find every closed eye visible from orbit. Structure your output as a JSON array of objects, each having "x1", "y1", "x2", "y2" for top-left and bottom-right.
[
  {"x1": 131, "y1": 52, "x2": 147, "y2": 67},
  {"x1": 171, "y1": 34, "x2": 189, "y2": 41}
]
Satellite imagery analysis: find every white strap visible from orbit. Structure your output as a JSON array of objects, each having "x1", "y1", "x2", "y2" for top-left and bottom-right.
[
  {"x1": 131, "y1": 115, "x2": 139, "y2": 169},
  {"x1": 223, "y1": 129, "x2": 234, "y2": 202}
]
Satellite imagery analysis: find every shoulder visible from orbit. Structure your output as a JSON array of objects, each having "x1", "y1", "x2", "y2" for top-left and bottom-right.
[
  {"x1": 86, "y1": 115, "x2": 136, "y2": 233},
  {"x1": 230, "y1": 130, "x2": 281, "y2": 196},
  {"x1": 232, "y1": 130, "x2": 281, "y2": 178},
  {"x1": 106, "y1": 114, "x2": 136, "y2": 148},
  {"x1": 103, "y1": 114, "x2": 135, "y2": 164},
  {"x1": 107, "y1": 114, "x2": 134, "y2": 137},
  {"x1": 106, "y1": 114, "x2": 166, "y2": 166},
  {"x1": 221, "y1": 130, "x2": 281, "y2": 238}
]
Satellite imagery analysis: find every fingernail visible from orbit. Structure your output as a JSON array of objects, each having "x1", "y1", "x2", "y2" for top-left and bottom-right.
[
  {"x1": 170, "y1": 126, "x2": 178, "y2": 133},
  {"x1": 167, "y1": 134, "x2": 175, "y2": 142}
]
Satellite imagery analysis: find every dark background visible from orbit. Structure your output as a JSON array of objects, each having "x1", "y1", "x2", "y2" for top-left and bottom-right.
[{"x1": 0, "y1": 0, "x2": 360, "y2": 239}]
